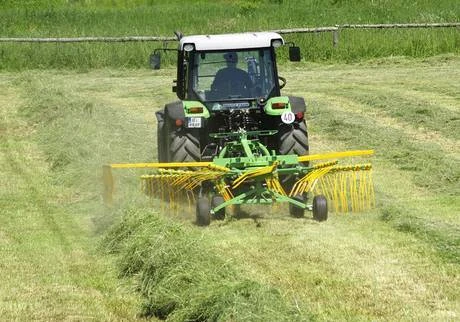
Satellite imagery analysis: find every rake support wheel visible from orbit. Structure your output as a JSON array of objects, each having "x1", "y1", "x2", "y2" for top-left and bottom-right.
[
  {"x1": 289, "y1": 194, "x2": 306, "y2": 218},
  {"x1": 211, "y1": 195, "x2": 226, "y2": 220},
  {"x1": 312, "y1": 195, "x2": 328, "y2": 222},
  {"x1": 196, "y1": 197, "x2": 211, "y2": 226}
]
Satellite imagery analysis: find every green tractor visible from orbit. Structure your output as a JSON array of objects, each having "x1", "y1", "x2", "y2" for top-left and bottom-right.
[
  {"x1": 102, "y1": 32, "x2": 374, "y2": 225},
  {"x1": 155, "y1": 32, "x2": 309, "y2": 166}
]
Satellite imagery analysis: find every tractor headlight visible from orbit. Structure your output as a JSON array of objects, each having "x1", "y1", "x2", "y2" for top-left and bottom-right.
[
  {"x1": 271, "y1": 39, "x2": 283, "y2": 48},
  {"x1": 183, "y1": 43, "x2": 195, "y2": 52}
]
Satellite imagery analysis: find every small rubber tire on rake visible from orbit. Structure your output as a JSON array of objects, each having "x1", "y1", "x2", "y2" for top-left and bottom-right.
[
  {"x1": 196, "y1": 197, "x2": 211, "y2": 226},
  {"x1": 289, "y1": 194, "x2": 306, "y2": 218},
  {"x1": 211, "y1": 195, "x2": 225, "y2": 220},
  {"x1": 312, "y1": 195, "x2": 328, "y2": 222}
]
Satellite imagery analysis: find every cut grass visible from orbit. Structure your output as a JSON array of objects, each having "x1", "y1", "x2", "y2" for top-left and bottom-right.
[
  {"x1": 284, "y1": 57, "x2": 460, "y2": 194},
  {"x1": 0, "y1": 78, "x2": 141, "y2": 320},
  {"x1": 280, "y1": 57, "x2": 460, "y2": 265},
  {"x1": 313, "y1": 99, "x2": 459, "y2": 192},
  {"x1": 207, "y1": 216, "x2": 459, "y2": 320},
  {"x1": 2, "y1": 56, "x2": 459, "y2": 320},
  {"x1": 103, "y1": 207, "x2": 303, "y2": 321},
  {"x1": 335, "y1": 87, "x2": 460, "y2": 141}
]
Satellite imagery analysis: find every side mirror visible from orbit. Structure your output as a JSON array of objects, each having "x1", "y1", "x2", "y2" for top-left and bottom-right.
[
  {"x1": 150, "y1": 51, "x2": 161, "y2": 69},
  {"x1": 289, "y1": 46, "x2": 301, "y2": 62}
]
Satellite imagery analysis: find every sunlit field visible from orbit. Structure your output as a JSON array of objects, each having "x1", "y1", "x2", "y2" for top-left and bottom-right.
[{"x1": 1, "y1": 55, "x2": 458, "y2": 320}]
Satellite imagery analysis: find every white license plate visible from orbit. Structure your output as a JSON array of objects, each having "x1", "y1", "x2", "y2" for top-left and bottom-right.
[{"x1": 187, "y1": 117, "x2": 202, "y2": 128}]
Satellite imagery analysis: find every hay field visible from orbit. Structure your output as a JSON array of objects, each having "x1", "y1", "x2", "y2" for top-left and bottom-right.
[{"x1": 0, "y1": 55, "x2": 458, "y2": 320}]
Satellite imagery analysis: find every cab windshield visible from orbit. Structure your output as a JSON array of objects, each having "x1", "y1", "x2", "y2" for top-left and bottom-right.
[{"x1": 191, "y1": 48, "x2": 276, "y2": 102}]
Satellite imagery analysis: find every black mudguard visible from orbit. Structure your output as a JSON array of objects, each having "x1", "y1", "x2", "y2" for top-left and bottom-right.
[
  {"x1": 155, "y1": 110, "x2": 167, "y2": 162},
  {"x1": 288, "y1": 96, "x2": 306, "y2": 114},
  {"x1": 164, "y1": 101, "x2": 185, "y2": 121},
  {"x1": 156, "y1": 101, "x2": 185, "y2": 162}
]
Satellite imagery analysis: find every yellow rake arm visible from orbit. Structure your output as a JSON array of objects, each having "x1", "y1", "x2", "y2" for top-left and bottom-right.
[
  {"x1": 102, "y1": 149, "x2": 375, "y2": 214},
  {"x1": 102, "y1": 161, "x2": 228, "y2": 205},
  {"x1": 297, "y1": 150, "x2": 374, "y2": 162}
]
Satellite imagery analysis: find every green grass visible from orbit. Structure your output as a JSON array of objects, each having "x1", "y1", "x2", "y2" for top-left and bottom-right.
[
  {"x1": 1, "y1": 55, "x2": 459, "y2": 320},
  {"x1": 0, "y1": 0, "x2": 459, "y2": 69},
  {"x1": 281, "y1": 56, "x2": 460, "y2": 264},
  {"x1": 0, "y1": 74, "x2": 141, "y2": 320}
]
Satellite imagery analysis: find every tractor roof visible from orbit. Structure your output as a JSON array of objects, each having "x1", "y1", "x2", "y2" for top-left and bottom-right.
[{"x1": 179, "y1": 32, "x2": 284, "y2": 51}]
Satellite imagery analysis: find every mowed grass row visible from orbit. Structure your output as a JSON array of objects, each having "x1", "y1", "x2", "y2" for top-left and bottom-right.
[
  {"x1": 0, "y1": 75, "x2": 141, "y2": 320},
  {"x1": 280, "y1": 56, "x2": 460, "y2": 261},
  {"x1": 2, "y1": 57, "x2": 459, "y2": 320},
  {"x1": 1, "y1": 0, "x2": 459, "y2": 69}
]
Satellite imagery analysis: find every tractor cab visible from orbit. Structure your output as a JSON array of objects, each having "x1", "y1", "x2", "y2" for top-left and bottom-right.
[
  {"x1": 192, "y1": 49, "x2": 274, "y2": 102},
  {"x1": 173, "y1": 32, "x2": 299, "y2": 107},
  {"x1": 155, "y1": 32, "x2": 307, "y2": 164}
]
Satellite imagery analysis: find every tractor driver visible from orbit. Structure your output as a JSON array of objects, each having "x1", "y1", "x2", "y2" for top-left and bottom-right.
[{"x1": 211, "y1": 52, "x2": 253, "y2": 98}]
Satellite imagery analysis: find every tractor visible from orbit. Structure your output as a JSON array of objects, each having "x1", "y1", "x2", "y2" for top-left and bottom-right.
[
  {"x1": 155, "y1": 32, "x2": 308, "y2": 165},
  {"x1": 103, "y1": 32, "x2": 374, "y2": 226}
]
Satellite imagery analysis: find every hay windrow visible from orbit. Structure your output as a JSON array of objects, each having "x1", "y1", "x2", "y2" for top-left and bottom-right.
[{"x1": 103, "y1": 207, "x2": 302, "y2": 321}]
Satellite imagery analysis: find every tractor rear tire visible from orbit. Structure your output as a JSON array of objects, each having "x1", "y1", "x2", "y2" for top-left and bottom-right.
[
  {"x1": 289, "y1": 194, "x2": 306, "y2": 218},
  {"x1": 211, "y1": 195, "x2": 226, "y2": 220},
  {"x1": 278, "y1": 120, "x2": 309, "y2": 156},
  {"x1": 278, "y1": 120, "x2": 309, "y2": 192},
  {"x1": 196, "y1": 197, "x2": 211, "y2": 226},
  {"x1": 312, "y1": 195, "x2": 328, "y2": 222},
  {"x1": 169, "y1": 127, "x2": 201, "y2": 162}
]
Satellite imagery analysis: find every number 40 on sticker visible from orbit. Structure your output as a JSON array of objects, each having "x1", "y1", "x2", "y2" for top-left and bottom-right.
[{"x1": 281, "y1": 111, "x2": 295, "y2": 124}]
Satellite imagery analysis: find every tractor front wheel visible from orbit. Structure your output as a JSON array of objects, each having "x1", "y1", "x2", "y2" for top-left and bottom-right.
[
  {"x1": 312, "y1": 195, "x2": 328, "y2": 222},
  {"x1": 196, "y1": 197, "x2": 211, "y2": 226}
]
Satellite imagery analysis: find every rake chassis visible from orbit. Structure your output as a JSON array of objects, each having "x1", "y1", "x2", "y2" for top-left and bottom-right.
[{"x1": 104, "y1": 130, "x2": 374, "y2": 226}]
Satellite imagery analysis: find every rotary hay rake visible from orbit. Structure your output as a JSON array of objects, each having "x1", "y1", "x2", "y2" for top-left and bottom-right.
[{"x1": 103, "y1": 130, "x2": 374, "y2": 225}]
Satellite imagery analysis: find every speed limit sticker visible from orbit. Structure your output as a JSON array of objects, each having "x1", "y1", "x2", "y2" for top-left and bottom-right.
[{"x1": 281, "y1": 111, "x2": 295, "y2": 124}]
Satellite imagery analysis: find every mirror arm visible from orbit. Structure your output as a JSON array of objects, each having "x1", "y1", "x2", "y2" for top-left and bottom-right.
[{"x1": 150, "y1": 48, "x2": 178, "y2": 70}]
